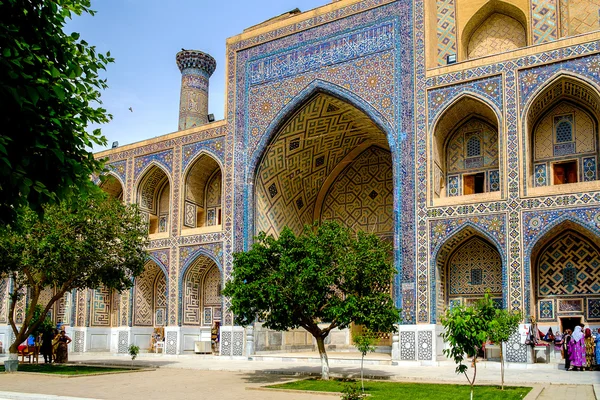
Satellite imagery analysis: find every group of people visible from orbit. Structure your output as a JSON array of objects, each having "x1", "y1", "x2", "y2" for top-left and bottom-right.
[
  {"x1": 558, "y1": 326, "x2": 600, "y2": 371},
  {"x1": 39, "y1": 328, "x2": 72, "y2": 364}
]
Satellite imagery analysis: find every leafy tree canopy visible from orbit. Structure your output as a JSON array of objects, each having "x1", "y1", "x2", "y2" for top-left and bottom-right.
[
  {"x1": 0, "y1": 187, "x2": 148, "y2": 353},
  {"x1": 223, "y1": 221, "x2": 401, "y2": 379},
  {"x1": 0, "y1": 0, "x2": 114, "y2": 223}
]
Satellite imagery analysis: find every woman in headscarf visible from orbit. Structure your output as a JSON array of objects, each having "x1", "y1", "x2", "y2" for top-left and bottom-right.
[{"x1": 568, "y1": 326, "x2": 586, "y2": 371}]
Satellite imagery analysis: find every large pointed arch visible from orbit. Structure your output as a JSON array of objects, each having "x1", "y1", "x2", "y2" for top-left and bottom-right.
[{"x1": 245, "y1": 79, "x2": 399, "y2": 246}]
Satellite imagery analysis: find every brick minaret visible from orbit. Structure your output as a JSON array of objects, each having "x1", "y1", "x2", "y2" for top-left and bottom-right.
[{"x1": 176, "y1": 50, "x2": 216, "y2": 130}]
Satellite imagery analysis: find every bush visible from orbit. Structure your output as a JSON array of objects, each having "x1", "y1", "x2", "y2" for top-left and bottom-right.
[
  {"x1": 341, "y1": 382, "x2": 366, "y2": 400},
  {"x1": 128, "y1": 344, "x2": 140, "y2": 360}
]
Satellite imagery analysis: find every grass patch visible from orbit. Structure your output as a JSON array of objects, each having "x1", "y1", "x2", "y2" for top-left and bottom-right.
[
  {"x1": 268, "y1": 378, "x2": 532, "y2": 400},
  {"x1": 0, "y1": 364, "x2": 134, "y2": 375}
]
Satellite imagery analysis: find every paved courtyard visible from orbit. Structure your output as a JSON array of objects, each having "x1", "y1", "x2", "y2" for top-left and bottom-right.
[{"x1": 0, "y1": 353, "x2": 598, "y2": 399}]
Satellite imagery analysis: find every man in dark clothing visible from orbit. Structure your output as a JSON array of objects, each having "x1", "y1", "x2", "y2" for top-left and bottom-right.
[{"x1": 563, "y1": 329, "x2": 572, "y2": 371}]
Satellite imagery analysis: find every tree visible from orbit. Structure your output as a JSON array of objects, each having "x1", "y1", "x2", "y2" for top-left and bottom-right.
[
  {"x1": 441, "y1": 294, "x2": 496, "y2": 400},
  {"x1": 353, "y1": 330, "x2": 376, "y2": 393},
  {"x1": 0, "y1": 188, "x2": 148, "y2": 358},
  {"x1": 488, "y1": 307, "x2": 521, "y2": 390},
  {"x1": 223, "y1": 221, "x2": 401, "y2": 380},
  {"x1": 0, "y1": 0, "x2": 114, "y2": 224}
]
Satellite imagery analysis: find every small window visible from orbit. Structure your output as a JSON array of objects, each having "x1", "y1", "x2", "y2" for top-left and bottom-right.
[
  {"x1": 563, "y1": 264, "x2": 577, "y2": 287},
  {"x1": 470, "y1": 268, "x2": 483, "y2": 285},
  {"x1": 553, "y1": 161, "x2": 577, "y2": 185},
  {"x1": 555, "y1": 121, "x2": 573, "y2": 143},
  {"x1": 463, "y1": 172, "x2": 485, "y2": 195},
  {"x1": 466, "y1": 136, "x2": 481, "y2": 157}
]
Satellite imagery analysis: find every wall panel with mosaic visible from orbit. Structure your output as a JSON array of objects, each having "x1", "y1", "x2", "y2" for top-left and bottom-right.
[
  {"x1": 534, "y1": 230, "x2": 600, "y2": 321},
  {"x1": 445, "y1": 118, "x2": 500, "y2": 196}
]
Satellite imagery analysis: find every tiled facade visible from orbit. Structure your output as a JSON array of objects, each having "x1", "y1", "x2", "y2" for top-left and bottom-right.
[{"x1": 1, "y1": 0, "x2": 600, "y2": 363}]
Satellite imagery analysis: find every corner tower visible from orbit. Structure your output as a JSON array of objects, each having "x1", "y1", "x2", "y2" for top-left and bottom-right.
[{"x1": 176, "y1": 50, "x2": 216, "y2": 130}]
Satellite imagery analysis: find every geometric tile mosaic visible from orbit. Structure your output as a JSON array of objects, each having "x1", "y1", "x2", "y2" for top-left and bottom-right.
[{"x1": 532, "y1": 0, "x2": 558, "y2": 44}]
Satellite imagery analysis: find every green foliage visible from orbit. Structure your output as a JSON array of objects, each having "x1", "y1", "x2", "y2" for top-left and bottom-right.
[
  {"x1": 26, "y1": 304, "x2": 54, "y2": 337},
  {"x1": 0, "y1": 0, "x2": 114, "y2": 223},
  {"x1": 341, "y1": 382, "x2": 367, "y2": 400},
  {"x1": 0, "y1": 188, "x2": 148, "y2": 352},
  {"x1": 353, "y1": 331, "x2": 377, "y2": 357},
  {"x1": 268, "y1": 379, "x2": 533, "y2": 400},
  {"x1": 488, "y1": 308, "x2": 521, "y2": 345},
  {"x1": 128, "y1": 344, "x2": 140, "y2": 361},
  {"x1": 223, "y1": 221, "x2": 400, "y2": 379},
  {"x1": 223, "y1": 221, "x2": 400, "y2": 334}
]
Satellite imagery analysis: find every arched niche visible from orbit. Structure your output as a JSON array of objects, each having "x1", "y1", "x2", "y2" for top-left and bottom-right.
[
  {"x1": 530, "y1": 221, "x2": 600, "y2": 322},
  {"x1": 432, "y1": 96, "x2": 500, "y2": 198},
  {"x1": 133, "y1": 261, "x2": 167, "y2": 327},
  {"x1": 99, "y1": 174, "x2": 124, "y2": 201},
  {"x1": 181, "y1": 256, "x2": 221, "y2": 326},
  {"x1": 526, "y1": 76, "x2": 600, "y2": 188},
  {"x1": 182, "y1": 154, "x2": 222, "y2": 230},
  {"x1": 435, "y1": 231, "x2": 503, "y2": 318},
  {"x1": 136, "y1": 165, "x2": 171, "y2": 234},
  {"x1": 461, "y1": 1, "x2": 528, "y2": 60},
  {"x1": 254, "y1": 92, "x2": 392, "y2": 238}
]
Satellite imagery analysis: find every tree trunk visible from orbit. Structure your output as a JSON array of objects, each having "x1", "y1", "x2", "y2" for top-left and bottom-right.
[
  {"x1": 316, "y1": 335, "x2": 330, "y2": 380},
  {"x1": 500, "y1": 342, "x2": 504, "y2": 391},
  {"x1": 361, "y1": 354, "x2": 365, "y2": 392},
  {"x1": 471, "y1": 356, "x2": 477, "y2": 400}
]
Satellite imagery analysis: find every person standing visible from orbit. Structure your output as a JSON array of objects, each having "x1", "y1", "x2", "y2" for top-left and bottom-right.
[
  {"x1": 563, "y1": 329, "x2": 572, "y2": 370},
  {"x1": 584, "y1": 328, "x2": 594, "y2": 371},
  {"x1": 40, "y1": 328, "x2": 54, "y2": 364},
  {"x1": 54, "y1": 330, "x2": 71, "y2": 363},
  {"x1": 568, "y1": 326, "x2": 586, "y2": 371}
]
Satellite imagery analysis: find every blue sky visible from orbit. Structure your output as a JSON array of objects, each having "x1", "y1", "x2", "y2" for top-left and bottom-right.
[{"x1": 69, "y1": 0, "x2": 327, "y2": 151}]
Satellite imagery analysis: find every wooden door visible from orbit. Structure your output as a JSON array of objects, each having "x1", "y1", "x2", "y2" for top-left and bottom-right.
[
  {"x1": 463, "y1": 175, "x2": 475, "y2": 195},
  {"x1": 554, "y1": 164, "x2": 565, "y2": 184}
]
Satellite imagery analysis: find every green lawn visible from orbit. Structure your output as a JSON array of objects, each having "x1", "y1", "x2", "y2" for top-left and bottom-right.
[
  {"x1": 0, "y1": 364, "x2": 134, "y2": 375},
  {"x1": 268, "y1": 378, "x2": 532, "y2": 400}
]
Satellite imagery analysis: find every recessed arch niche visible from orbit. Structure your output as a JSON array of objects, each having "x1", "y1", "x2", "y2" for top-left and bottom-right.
[
  {"x1": 182, "y1": 154, "x2": 222, "y2": 230},
  {"x1": 526, "y1": 76, "x2": 600, "y2": 188},
  {"x1": 136, "y1": 165, "x2": 171, "y2": 234},
  {"x1": 432, "y1": 96, "x2": 500, "y2": 198},
  {"x1": 181, "y1": 256, "x2": 221, "y2": 326},
  {"x1": 99, "y1": 174, "x2": 124, "y2": 201},
  {"x1": 254, "y1": 92, "x2": 393, "y2": 238},
  {"x1": 434, "y1": 227, "x2": 503, "y2": 320},
  {"x1": 133, "y1": 261, "x2": 167, "y2": 327}
]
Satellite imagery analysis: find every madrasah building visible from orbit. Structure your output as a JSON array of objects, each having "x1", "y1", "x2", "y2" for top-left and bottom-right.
[{"x1": 1, "y1": 0, "x2": 600, "y2": 364}]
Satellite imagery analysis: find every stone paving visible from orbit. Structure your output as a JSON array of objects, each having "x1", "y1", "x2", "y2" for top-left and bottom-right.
[{"x1": 0, "y1": 353, "x2": 597, "y2": 399}]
